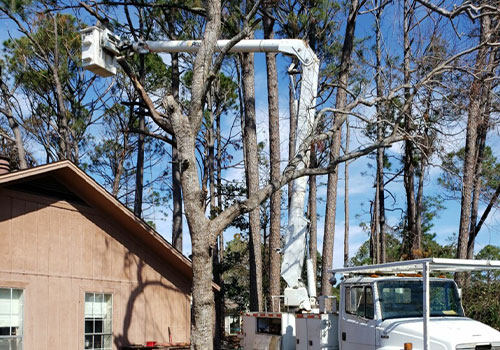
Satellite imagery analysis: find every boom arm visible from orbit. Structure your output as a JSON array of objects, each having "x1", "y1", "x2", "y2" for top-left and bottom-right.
[
  {"x1": 280, "y1": 51, "x2": 319, "y2": 308},
  {"x1": 81, "y1": 26, "x2": 320, "y2": 308}
]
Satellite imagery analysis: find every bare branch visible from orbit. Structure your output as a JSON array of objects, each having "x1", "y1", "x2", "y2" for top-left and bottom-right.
[{"x1": 415, "y1": 0, "x2": 499, "y2": 20}]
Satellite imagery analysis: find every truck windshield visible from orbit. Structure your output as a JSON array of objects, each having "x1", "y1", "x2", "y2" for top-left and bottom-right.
[{"x1": 377, "y1": 280, "x2": 464, "y2": 320}]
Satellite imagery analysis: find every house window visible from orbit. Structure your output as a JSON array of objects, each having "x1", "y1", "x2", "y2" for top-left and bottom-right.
[
  {"x1": 84, "y1": 293, "x2": 112, "y2": 350},
  {"x1": 0, "y1": 288, "x2": 23, "y2": 350}
]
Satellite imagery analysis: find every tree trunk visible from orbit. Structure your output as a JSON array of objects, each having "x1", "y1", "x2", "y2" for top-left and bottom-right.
[
  {"x1": 263, "y1": 5, "x2": 282, "y2": 310},
  {"x1": 51, "y1": 15, "x2": 72, "y2": 162},
  {"x1": 0, "y1": 73, "x2": 28, "y2": 169},
  {"x1": 402, "y1": 0, "x2": 419, "y2": 259},
  {"x1": 467, "y1": 47, "x2": 496, "y2": 260},
  {"x1": 134, "y1": 23, "x2": 146, "y2": 218},
  {"x1": 415, "y1": 160, "x2": 425, "y2": 254},
  {"x1": 375, "y1": 0, "x2": 386, "y2": 263},
  {"x1": 175, "y1": 117, "x2": 214, "y2": 350},
  {"x1": 191, "y1": 229, "x2": 215, "y2": 350},
  {"x1": 456, "y1": 13, "x2": 492, "y2": 286},
  {"x1": 288, "y1": 62, "x2": 298, "y2": 207},
  {"x1": 206, "y1": 90, "x2": 222, "y2": 349},
  {"x1": 111, "y1": 128, "x2": 129, "y2": 197},
  {"x1": 469, "y1": 183, "x2": 500, "y2": 247},
  {"x1": 214, "y1": 109, "x2": 224, "y2": 349},
  {"x1": 308, "y1": 149, "x2": 318, "y2": 275},
  {"x1": 456, "y1": 14, "x2": 491, "y2": 259},
  {"x1": 171, "y1": 52, "x2": 183, "y2": 252},
  {"x1": 242, "y1": 50, "x2": 263, "y2": 311},
  {"x1": 370, "y1": 191, "x2": 378, "y2": 264},
  {"x1": 320, "y1": 0, "x2": 360, "y2": 295},
  {"x1": 134, "y1": 111, "x2": 145, "y2": 217},
  {"x1": 344, "y1": 123, "x2": 350, "y2": 267}
]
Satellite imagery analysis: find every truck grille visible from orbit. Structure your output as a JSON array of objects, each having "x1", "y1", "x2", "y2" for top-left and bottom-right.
[{"x1": 456, "y1": 344, "x2": 500, "y2": 350}]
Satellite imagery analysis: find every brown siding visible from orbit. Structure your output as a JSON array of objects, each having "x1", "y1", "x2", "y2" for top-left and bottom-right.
[{"x1": 0, "y1": 189, "x2": 191, "y2": 349}]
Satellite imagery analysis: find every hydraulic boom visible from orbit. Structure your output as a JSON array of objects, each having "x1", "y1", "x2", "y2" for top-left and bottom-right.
[{"x1": 81, "y1": 26, "x2": 320, "y2": 309}]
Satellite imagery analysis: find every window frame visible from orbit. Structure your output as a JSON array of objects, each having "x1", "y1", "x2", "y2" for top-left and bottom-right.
[
  {"x1": 84, "y1": 292, "x2": 113, "y2": 350},
  {"x1": 344, "y1": 285, "x2": 374, "y2": 320},
  {"x1": 256, "y1": 317, "x2": 281, "y2": 335},
  {"x1": 0, "y1": 287, "x2": 24, "y2": 350}
]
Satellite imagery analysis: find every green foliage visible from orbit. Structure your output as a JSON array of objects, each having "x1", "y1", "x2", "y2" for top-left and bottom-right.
[
  {"x1": 222, "y1": 235, "x2": 250, "y2": 311},
  {"x1": 0, "y1": 0, "x2": 32, "y2": 16},
  {"x1": 463, "y1": 281, "x2": 500, "y2": 331},
  {"x1": 462, "y1": 246, "x2": 500, "y2": 331},
  {"x1": 350, "y1": 232, "x2": 402, "y2": 266},
  {"x1": 131, "y1": 53, "x2": 171, "y2": 92},
  {"x1": 472, "y1": 245, "x2": 500, "y2": 282},
  {"x1": 2, "y1": 13, "x2": 97, "y2": 162},
  {"x1": 4, "y1": 14, "x2": 81, "y2": 89},
  {"x1": 439, "y1": 146, "x2": 500, "y2": 202},
  {"x1": 352, "y1": 193, "x2": 455, "y2": 266}
]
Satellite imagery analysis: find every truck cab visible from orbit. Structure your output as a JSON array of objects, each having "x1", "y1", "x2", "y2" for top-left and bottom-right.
[{"x1": 340, "y1": 276, "x2": 500, "y2": 350}]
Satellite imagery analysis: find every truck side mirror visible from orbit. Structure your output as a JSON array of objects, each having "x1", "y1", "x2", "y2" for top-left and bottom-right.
[{"x1": 329, "y1": 276, "x2": 337, "y2": 286}]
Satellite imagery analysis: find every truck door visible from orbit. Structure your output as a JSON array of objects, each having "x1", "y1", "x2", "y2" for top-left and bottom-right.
[{"x1": 341, "y1": 285, "x2": 376, "y2": 350}]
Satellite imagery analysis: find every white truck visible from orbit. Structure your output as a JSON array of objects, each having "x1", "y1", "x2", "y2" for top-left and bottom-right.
[
  {"x1": 79, "y1": 27, "x2": 500, "y2": 350},
  {"x1": 240, "y1": 258, "x2": 500, "y2": 350}
]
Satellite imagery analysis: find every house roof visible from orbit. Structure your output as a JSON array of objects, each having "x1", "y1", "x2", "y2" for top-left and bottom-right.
[{"x1": 0, "y1": 160, "x2": 219, "y2": 290}]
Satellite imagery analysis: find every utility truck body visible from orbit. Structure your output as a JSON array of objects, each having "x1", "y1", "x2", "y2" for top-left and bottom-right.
[
  {"x1": 240, "y1": 259, "x2": 500, "y2": 350},
  {"x1": 338, "y1": 275, "x2": 500, "y2": 350}
]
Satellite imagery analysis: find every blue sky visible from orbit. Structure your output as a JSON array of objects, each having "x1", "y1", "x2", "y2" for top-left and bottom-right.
[
  {"x1": 1, "y1": 4, "x2": 499, "y2": 270},
  {"x1": 154, "y1": 41, "x2": 499, "y2": 268}
]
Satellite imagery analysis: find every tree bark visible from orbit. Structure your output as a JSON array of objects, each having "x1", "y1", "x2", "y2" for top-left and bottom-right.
[
  {"x1": 288, "y1": 63, "x2": 297, "y2": 207},
  {"x1": 52, "y1": 15, "x2": 72, "y2": 162},
  {"x1": 111, "y1": 126, "x2": 129, "y2": 197},
  {"x1": 134, "y1": 110, "x2": 145, "y2": 217},
  {"x1": 171, "y1": 2, "x2": 222, "y2": 348},
  {"x1": 456, "y1": 14, "x2": 491, "y2": 259},
  {"x1": 370, "y1": 191, "x2": 378, "y2": 264},
  {"x1": 374, "y1": 0, "x2": 386, "y2": 263},
  {"x1": 344, "y1": 123, "x2": 350, "y2": 267},
  {"x1": 415, "y1": 159, "x2": 425, "y2": 253},
  {"x1": 242, "y1": 50, "x2": 263, "y2": 311},
  {"x1": 0, "y1": 71, "x2": 28, "y2": 169},
  {"x1": 320, "y1": 0, "x2": 360, "y2": 295},
  {"x1": 402, "y1": 0, "x2": 419, "y2": 259},
  {"x1": 134, "y1": 13, "x2": 146, "y2": 218},
  {"x1": 456, "y1": 12, "x2": 492, "y2": 286},
  {"x1": 467, "y1": 46, "x2": 496, "y2": 260},
  {"x1": 215, "y1": 110, "x2": 224, "y2": 348},
  {"x1": 263, "y1": 4, "x2": 282, "y2": 310},
  {"x1": 308, "y1": 149, "x2": 318, "y2": 275},
  {"x1": 171, "y1": 52, "x2": 183, "y2": 252}
]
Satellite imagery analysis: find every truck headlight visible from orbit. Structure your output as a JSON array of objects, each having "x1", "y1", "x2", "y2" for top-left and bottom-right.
[{"x1": 404, "y1": 343, "x2": 413, "y2": 350}]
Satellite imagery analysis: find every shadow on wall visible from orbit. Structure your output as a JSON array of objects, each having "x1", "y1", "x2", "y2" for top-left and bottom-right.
[
  {"x1": 81, "y1": 207, "x2": 190, "y2": 348},
  {"x1": 1, "y1": 192, "x2": 190, "y2": 348},
  {"x1": 114, "y1": 258, "x2": 172, "y2": 349}
]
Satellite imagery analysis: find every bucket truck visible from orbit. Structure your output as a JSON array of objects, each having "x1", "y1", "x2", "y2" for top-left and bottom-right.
[
  {"x1": 80, "y1": 25, "x2": 322, "y2": 307},
  {"x1": 81, "y1": 24, "x2": 323, "y2": 347},
  {"x1": 81, "y1": 26, "x2": 500, "y2": 350}
]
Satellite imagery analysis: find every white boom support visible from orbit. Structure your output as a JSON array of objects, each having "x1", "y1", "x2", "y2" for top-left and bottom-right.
[
  {"x1": 81, "y1": 27, "x2": 321, "y2": 308},
  {"x1": 144, "y1": 40, "x2": 320, "y2": 304},
  {"x1": 280, "y1": 49, "x2": 319, "y2": 309}
]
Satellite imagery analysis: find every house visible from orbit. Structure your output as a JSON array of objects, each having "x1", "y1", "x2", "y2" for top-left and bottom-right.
[
  {"x1": 223, "y1": 299, "x2": 242, "y2": 337},
  {"x1": 0, "y1": 159, "x2": 198, "y2": 350}
]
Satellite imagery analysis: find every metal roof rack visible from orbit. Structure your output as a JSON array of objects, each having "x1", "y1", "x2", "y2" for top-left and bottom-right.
[{"x1": 329, "y1": 258, "x2": 500, "y2": 275}]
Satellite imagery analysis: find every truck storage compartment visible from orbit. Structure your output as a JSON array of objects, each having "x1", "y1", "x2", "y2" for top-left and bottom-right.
[{"x1": 295, "y1": 314, "x2": 339, "y2": 350}]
